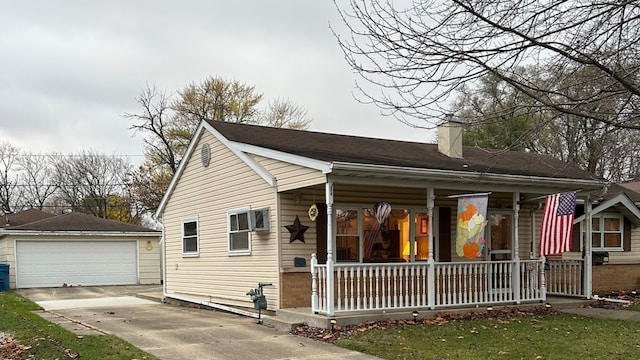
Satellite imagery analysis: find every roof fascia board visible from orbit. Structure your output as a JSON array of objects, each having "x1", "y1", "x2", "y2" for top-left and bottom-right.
[
  {"x1": 229, "y1": 142, "x2": 332, "y2": 173},
  {"x1": 330, "y1": 162, "x2": 605, "y2": 190},
  {"x1": 203, "y1": 122, "x2": 276, "y2": 187},
  {"x1": 328, "y1": 174, "x2": 585, "y2": 194},
  {"x1": 574, "y1": 193, "x2": 640, "y2": 223}
]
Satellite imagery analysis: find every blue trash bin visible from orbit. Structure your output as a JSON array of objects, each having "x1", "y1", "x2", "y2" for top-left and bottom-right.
[{"x1": 0, "y1": 263, "x2": 10, "y2": 292}]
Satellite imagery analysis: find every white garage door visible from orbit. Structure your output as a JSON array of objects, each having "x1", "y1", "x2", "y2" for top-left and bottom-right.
[{"x1": 16, "y1": 241, "x2": 138, "y2": 288}]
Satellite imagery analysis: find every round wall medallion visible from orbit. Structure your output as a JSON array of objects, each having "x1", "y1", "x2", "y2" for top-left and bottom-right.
[{"x1": 201, "y1": 143, "x2": 211, "y2": 167}]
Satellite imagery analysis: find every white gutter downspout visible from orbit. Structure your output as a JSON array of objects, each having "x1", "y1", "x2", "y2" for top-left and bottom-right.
[
  {"x1": 427, "y1": 187, "x2": 436, "y2": 310},
  {"x1": 159, "y1": 220, "x2": 258, "y2": 318},
  {"x1": 530, "y1": 209, "x2": 536, "y2": 260},
  {"x1": 513, "y1": 192, "x2": 521, "y2": 304},
  {"x1": 325, "y1": 180, "x2": 335, "y2": 317},
  {"x1": 160, "y1": 222, "x2": 167, "y2": 298},
  {"x1": 585, "y1": 194, "x2": 593, "y2": 299}
]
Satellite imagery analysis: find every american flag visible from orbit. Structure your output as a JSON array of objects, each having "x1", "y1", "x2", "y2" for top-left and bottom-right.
[{"x1": 539, "y1": 191, "x2": 577, "y2": 256}]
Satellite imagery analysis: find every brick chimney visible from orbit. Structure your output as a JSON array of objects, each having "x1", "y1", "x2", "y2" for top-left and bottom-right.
[{"x1": 437, "y1": 120, "x2": 463, "y2": 158}]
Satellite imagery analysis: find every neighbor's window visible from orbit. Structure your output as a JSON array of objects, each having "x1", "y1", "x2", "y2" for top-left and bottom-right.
[
  {"x1": 228, "y1": 208, "x2": 251, "y2": 255},
  {"x1": 591, "y1": 213, "x2": 623, "y2": 250},
  {"x1": 182, "y1": 217, "x2": 199, "y2": 256}
]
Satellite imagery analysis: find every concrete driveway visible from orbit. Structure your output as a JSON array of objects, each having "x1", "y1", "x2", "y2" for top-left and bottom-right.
[{"x1": 17, "y1": 286, "x2": 379, "y2": 360}]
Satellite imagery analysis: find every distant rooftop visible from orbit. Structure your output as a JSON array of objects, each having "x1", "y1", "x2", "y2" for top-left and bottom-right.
[{"x1": 0, "y1": 208, "x2": 55, "y2": 228}]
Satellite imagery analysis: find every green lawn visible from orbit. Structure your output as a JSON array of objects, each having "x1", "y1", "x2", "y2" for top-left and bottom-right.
[
  {"x1": 336, "y1": 313, "x2": 640, "y2": 359},
  {"x1": 0, "y1": 291, "x2": 158, "y2": 360}
]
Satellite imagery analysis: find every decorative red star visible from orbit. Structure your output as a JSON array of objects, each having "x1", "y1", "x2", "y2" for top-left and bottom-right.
[{"x1": 285, "y1": 215, "x2": 309, "y2": 243}]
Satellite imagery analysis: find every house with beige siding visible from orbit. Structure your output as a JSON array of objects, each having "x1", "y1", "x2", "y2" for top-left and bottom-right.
[{"x1": 156, "y1": 119, "x2": 640, "y2": 320}]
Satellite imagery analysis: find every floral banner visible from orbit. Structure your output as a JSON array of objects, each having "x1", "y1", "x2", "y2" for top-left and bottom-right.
[{"x1": 456, "y1": 194, "x2": 489, "y2": 259}]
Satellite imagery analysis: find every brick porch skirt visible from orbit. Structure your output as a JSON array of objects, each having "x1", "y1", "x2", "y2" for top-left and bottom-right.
[
  {"x1": 592, "y1": 264, "x2": 640, "y2": 292},
  {"x1": 280, "y1": 272, "x2": 311, "y2": 308}
]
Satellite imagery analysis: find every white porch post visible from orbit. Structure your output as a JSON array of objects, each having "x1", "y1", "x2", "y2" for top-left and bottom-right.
[
  {"x1": 311, "y1": 253, "x2": 318, "y2": 312},
  {"x1": 427, "y1": 187, "x2": 436, "y2": 309},
  {"x1": 512, "y1": 192, "x2": 521, "y2": 304},
  {"x1": 585, "y1": 195, "x2": 593, "y2": 299},
  {"x1": 533, "y1": 207, "x2": 547, "y2": 302},
  {"x1": 325, "y1": 181, "x2": 335, "y2": 316}
]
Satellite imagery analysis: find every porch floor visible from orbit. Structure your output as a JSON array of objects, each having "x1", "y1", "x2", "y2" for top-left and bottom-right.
[{"x1": 265, "y1": 296, "x2": 593, "y2": 331}]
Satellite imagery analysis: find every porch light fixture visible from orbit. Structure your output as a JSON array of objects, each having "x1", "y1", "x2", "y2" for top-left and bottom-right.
[
  {"x1": 412, "y1": 311, "x2": 419, "y2": 322},
  {"x1": 330, "y1": 318, "x2": 337, "y2": 333},
  {"x1": 145, "y1": 241, "x2": 153, "y2": 251}
]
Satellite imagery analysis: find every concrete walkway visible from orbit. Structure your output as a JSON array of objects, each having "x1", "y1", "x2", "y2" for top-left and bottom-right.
[
  {"x1": 37, "y1": 296, "x2": 158, "y2": 311},
  {"x1": 559, "y1": 306, "x2": 640, "y2": 321},
  {"x1": 17, "y1": 286, "x2": 380, "y2": 360}
]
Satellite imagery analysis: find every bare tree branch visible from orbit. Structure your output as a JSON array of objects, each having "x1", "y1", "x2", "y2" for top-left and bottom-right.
[
  {"x1": 333, "y1": 0, "x2": 640, "y2": 129},
  {"x1": 0, "y1": 142, "x2": 20, "y2": 213}
]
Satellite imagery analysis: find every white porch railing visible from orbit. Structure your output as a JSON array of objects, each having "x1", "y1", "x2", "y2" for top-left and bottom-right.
[
  {"x1": 520, "y1": 260, "x2": 544, "y2": 301},
  {"x1": 434, "y1": 260, "x2": 543, "y2": 307},
  {"x1": 311, "y1": 254, "x2": 545, "y2": 315},
  {"x1": 546, "y1": 259, "x2": 584, "y2": 297}
]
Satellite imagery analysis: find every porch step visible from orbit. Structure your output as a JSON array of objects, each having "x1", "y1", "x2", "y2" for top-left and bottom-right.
[{"x1": 263, "y1": 308, "x2": 329, "y2": 331}]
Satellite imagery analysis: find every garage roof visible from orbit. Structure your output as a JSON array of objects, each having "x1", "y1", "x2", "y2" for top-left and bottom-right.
[{"x1": 4, "y1": 212, "x2": 159, "y2": 233}]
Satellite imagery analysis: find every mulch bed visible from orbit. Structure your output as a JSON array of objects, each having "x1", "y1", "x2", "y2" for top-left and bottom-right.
[{"x1": 290, "y1": 305, "x2": 560, "y2": 343}]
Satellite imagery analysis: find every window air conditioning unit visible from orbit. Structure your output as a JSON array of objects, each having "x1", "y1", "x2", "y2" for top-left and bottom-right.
[{"x1": 250, "y1": 209, "x2": 270, "y2": 232}]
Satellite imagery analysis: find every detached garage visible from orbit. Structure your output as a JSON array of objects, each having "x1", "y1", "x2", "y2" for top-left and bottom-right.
[{"x1": 0, "y1": 211, "x2": 161, "y2": 289}]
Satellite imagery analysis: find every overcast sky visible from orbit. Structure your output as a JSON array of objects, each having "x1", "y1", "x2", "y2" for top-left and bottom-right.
[{"x1": 0, "y1": 1, "x2": 435, "y2": 163}]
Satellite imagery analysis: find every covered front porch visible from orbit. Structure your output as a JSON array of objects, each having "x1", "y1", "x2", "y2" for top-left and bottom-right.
[{"x1": 300, "y1": 169, "x2": 603, "y2": 317}]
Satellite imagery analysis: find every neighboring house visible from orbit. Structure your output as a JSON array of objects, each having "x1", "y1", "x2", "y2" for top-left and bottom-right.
[
  {"x1": 0, "y1": 210, "x2": 162, "y2": 289},
  {"x1": 547, "y1": 182, "x2": 640, "y2": 295},
  {"x1": 156, "y1": 120, "x2": 616, "y2": 318},
  {"x1": 0, "y1": 208, "x2": 56, "y2": 228}
]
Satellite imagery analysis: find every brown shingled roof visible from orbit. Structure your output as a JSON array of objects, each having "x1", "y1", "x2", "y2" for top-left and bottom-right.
[
  {"x1": 0, "y1": 208, "x2": 55, "y2": 228},
  {"x1": 610, "y1": 182, "x2": 640, "y2": 203},
  {"x1": 5, "y1": 212, "x2": 159, "y2": 233},
  {"x1": 208, "y1": 121, "x2": 599, "y2": 181}
]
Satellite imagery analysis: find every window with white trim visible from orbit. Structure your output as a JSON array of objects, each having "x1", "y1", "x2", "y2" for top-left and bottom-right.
[
  {"x1": 336, "y1": 208, "x2": 359, "y2": 262},
  {"x1": 182, "y1": 217, "x2": 199, "y2": 256},
  {"x1": 591, "y1": 213, "x2": 623, "y2": 250},
  {"x1": 228, "y1": 208, "x2": 252, "y2": 255}
]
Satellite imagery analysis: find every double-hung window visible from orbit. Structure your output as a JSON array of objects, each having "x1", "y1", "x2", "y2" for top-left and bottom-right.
[
  {"x1": 228, "y1": 208, "x2": 251, "y2": 255},
  {"x1": 182, "y1": 217, "x2": 199, "y2": 256},
  {"x1": 335, "y1": 208, "x2": 360, "y2": 262},
  {"x1": 592, "y1": 213, "x2": 624, "y2": 250}
]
